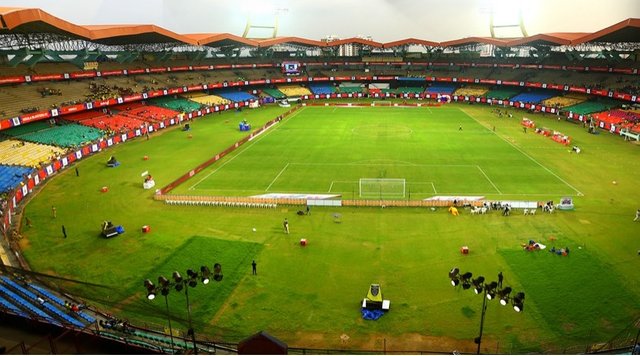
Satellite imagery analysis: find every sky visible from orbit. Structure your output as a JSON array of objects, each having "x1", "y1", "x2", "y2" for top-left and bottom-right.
[{"x1": 2, "y1": 0, "x2": 639, "y2": 42}]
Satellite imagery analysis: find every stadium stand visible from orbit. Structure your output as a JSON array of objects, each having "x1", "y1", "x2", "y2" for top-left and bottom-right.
[
  {"x1": 80, "y1": 114, "x2": 147, "y2": 132},
  {"x1": 395, "y1": 87, "x2": 425, "y2": 94},
  {"x1": 260, "y1": 88, "x2": 286, "y2": 99},
  {"x1": 0, "y1": 284, "x2": 60, "y2": 325},
  {"x1": 308, "y1": 83, "x2": 336, "y2": 95},
  {"x1": 0, "y1": 295, "x2": 29, "y2": 318},
  {"x1": 150, "y1": 97, "x2": 203, "y2": 112},
  {"x1": 1, "y1": 121, "x2": 53, "y2": 137},
  {"x1": 483, "y1": 88, "x2": 522, "y2": 100},
  {"x1": 0, "y1": 140, "x2": 67, "y2": 168},
  {"x1": 564, "y1": 100, "x2": 619, "y2": 115},
  {"x1": 114, "y1": 104, "x2": 180, "y2": 123},
  {"x1": 510, "y1": 90, "x2": 556, "y2": 103},
  {"x1": 28, "y1": 283, "x2": 96, "y2": 324},
  {"x1": 277, "y1": 85, "x2": 313, "y2": 97},
  {"x1": 425, "y1": 84, "x2": 457, "y2": 95},
  {"x1": 215, "y1": 90, "x2": 257, "y2": 102},
  {"x1": 542, "y1": 93, "x2": 588, "y2": 108},
  {"x1": 454, "y1": 85, "x2": 489, "y2": 97},
  {"x1": 186, "y1": 94, "x2": 229, "y2": 106},
  {"x1": 0, "y1": 165, "x2": 34, "y2": 193},
  {"x1": 16, "y1": 124, "x2": 103, "y2": 148}
]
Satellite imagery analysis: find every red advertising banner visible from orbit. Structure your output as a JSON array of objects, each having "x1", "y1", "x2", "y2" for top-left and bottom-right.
[
  {"x1": 20, "y1": 111, "x2": 51, "y2": 124},
  {"x1": 0, "y1": 119, "x2": 12, "y2": 130},
  {"x1": 123, "y1": 94, "x2": 143, "y2": 102},
  {"x1": 0, "y1": 76, "x2": 26, "y2": 85},
  {"x1": 170, "y1": 66, "x2": 189, "y2": 71},
  {"x1": 167, "y1": 88, "x2": 182, "y2": 94},
  {"x1": 248, "y1": 80, "x2": 266, "y2": 85},
  {"x1": 479, "y1": 79, "x2": 497, "y2": 84},
  {"x1": 187, "y1": 85, "x2": 204, "y2": 91},
  {"x1": 192, "y1": 65, "x2": 210, "y2": 70},
  {"x1": 70, "y1": 71, "x2": 97, "y2": 79},
  {"x1": 213, "y1": 64, "x2": 232, "y2": 69},
  {"x1": 526, "y1": 82, "x2": 543, "y2": 88},
  {"x1": 31, "y1": 74, "x2": 64, "y2": 81},
  {"x1": 93, "y1": 98, "x2": 117, "y2": 108},
  {"x1": 100, "y1": 70, "x2": 124, "y2": 76},
  {"x1": 149, "y1": 67, "x2": 167, "y2": 73},
  {"x1": 147, "y1": 90, "x2": 164, "y2": 97},
  {"x1": 128, "y1": 69, "x2": 145, "y2": 75},
  {"x1": 59, "y1": 103, "x2": 87, "y2": 114}
]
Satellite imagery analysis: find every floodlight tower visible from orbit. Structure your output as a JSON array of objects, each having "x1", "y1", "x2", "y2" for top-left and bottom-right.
[
  {"x1": 488, "y1": 0, "x2": 528, "y2": 38},
  {"x1": 242, "y1": 6, "x2": 289, "y2": 39}
]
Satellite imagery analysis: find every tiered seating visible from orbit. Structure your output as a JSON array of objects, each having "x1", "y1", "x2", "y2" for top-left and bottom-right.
[
  {"x1": 0, "y1": 165, "x2": 34, "y2": 193},
  {"x1": 0, "y1": 295, "x2": 29, "y2": 317},
  {"x1": 0, "y1": 276, "x2": 86, "y2": 327},
  {"x1": 425, "y1": 84, "x2": 456, "y2": 95},
  {"x1": 150, "y1": 97, "x2": 202, "y2": 112},
  {"x1": 483, "y1": 88, "x2": 521, "y2": 100},
  {"x1": 17, "y1": 124, "x2": 102, "y2": 148},
  {"x1": 1, "y1": 121, "x2": 52, "y2": 137},
  {"x1": 277, "y1": 85, "x2": 313, "y2": 97},
  {"x1": 81, "y1": 114, "x2": 146, "y2": 132},
  {"x1": 187, "y1": 94, "x2": 229, "y2": 106},
  {"x1": 542, "y1": 93, "x2": 587, "y2": 108},
  {"x1": 0, "y1": 140, "x2": 67, "y2": 167},
  {"x1": 510, "y1": 91, "x2": 556, "y2": 103},
  {"x1": 564, "y1": 100, "x2": 618, "y2": 115},
  {"x1": 261, "y1": 88, "x2": 286, "y2": 99},
  {"x1": 215, "y1": 90, "x2": 257, "y2": 102},
  {"x1": 337, "y1": 85, "x2": 364, "y2": 94},
  {"x1": 0, "y1": 284, "x2": 58, "y2": 324},
  {"x1": 28, "y1": 283, "x2": 96, "y2": 324},
  {"x1": 308, "y1": 84, "x2": 336, "y2": 95},
  {"x1": 395, "y1": 87, "x2": 424, "y2": 94},
  {"x1": 62, "y1": 110, "x2": 105, "y2": 123},
  {"x1": 454, "y1": 85, "x2": 489, "y2": 97},
  {"x1": 118, "y1": 105, "x2": 179, "y2": 123}
]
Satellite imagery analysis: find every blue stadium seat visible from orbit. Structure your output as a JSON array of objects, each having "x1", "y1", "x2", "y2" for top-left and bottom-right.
[
  {"x1": 0, "y1": 295, "x2": 30, "y2": 318},
  {"x1": 0, "y1": 285, "x2": 59, "y2": 325},
  {"x1": 308, "y1": 84, "x2": 335, "y2": 95},
  {"x1": 215, "y1": 90, "x2": 257, "y2": 102},
  {"x1": 425, "y1": 85, "x2": 456, "y2": 95},
  {"x1": 510, "y1": 91, "x2": 556, "y2": 104},
  {"x1": 0, "y1": 165, "x2": 34, "y2": 193}
]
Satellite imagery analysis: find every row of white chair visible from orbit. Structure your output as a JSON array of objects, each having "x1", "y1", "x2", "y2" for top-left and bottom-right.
[{"x1": 165, "y1": 200, "x2": 277, "y2": 208}]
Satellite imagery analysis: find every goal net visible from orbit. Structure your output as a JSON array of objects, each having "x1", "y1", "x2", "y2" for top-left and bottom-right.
[{"x1": 359, "y1": 178, "x2": 406, "y2": 198}]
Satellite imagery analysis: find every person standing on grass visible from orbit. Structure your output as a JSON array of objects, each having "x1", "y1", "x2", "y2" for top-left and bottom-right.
[
  {"x1": 634, "y1": 209, "x2": 640, "y2": 222},
  {"x1": 62, "y1": 225, "x2": 67, "y2": 238},
  {"x1": 51, "y1": 206, "x2": 57, "y2": 219},
  {"x1": 283, "y1": 218, "x2": 289, "y2": 234},
  {"x1": 498, "y1": 272, "x2": 503, "y2": 288},
  {"x1": 252, "y1": 260, "x2": 257, "y2": 275}
]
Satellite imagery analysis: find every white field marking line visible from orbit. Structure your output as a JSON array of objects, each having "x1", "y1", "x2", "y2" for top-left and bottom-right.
[
  {"x1": 289, "y1": 162, "x2": 477, "y2": 168},
  {"x1": 265, "y1": 163, "x2": 290, "y2": 192},
  {"x1": 459, "y1": 108, "x2": 584, "y2": 196},
  {"x1": 328, "y1": 180, "x2": 358, "y2": 193},
  {"x1": 476, "y1": 165, "x2": 502, "y2": 195},
  {"x1": 189, "y1": 107, "x2": 306, "y2": 190}
]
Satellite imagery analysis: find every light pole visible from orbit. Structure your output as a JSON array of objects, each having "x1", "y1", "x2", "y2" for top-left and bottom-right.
[
  {"x1": 145, "y1": 263, "x2": 223, "y2": 354},
  {"x1": 448, "y1": 268, "x2": 525, "y2": 355}
]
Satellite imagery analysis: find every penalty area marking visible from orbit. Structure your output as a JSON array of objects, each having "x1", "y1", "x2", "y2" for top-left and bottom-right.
[
  {"x1": 265, "y1": 163, "x2": 290, "y2": 192},
  {"x1": 476, "y1": 165, "x2": 502, "y2": 195},
  {"x1": 188, "y1": 107, "x2": 306, "y2": 190},
  {"x1": 459, "y1": 108, "x2": 584, "y2": 197}
]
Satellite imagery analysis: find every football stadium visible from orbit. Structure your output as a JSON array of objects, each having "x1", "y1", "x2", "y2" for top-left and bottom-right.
[{"x1": 0, "y1": 0, "x2": 639, "y2": 354}]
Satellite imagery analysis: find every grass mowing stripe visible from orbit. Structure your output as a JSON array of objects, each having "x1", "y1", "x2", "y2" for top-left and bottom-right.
[
  {"x1": 188, "y1": 107, "x2": 306, "y2": 190},
  {"x1": 459, "y1": 108, "x2": 584, "y2": 196}
]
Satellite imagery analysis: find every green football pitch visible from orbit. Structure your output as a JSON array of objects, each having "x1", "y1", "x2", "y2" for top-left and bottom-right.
[
  {"x1": 179, "y1": 106, "x2": 581, "y2": 199},
  {"x1": 18, "y1": 103, "x2": 640, "y2": 353}
]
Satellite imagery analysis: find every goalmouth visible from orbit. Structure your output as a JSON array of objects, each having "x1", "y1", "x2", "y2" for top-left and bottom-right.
[{"x1": 359, "y1": 178, "x2": 406, "y2": 198}]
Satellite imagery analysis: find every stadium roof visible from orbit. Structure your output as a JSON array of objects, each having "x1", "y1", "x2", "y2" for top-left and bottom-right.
[{"x1": 1, "y1": 6, "x2": 639, "y2": 49}]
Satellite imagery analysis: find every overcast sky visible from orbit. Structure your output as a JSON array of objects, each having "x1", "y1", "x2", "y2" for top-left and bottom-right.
[{"x1": 2, "y1": 0, "x2": 639, "y2": 42}]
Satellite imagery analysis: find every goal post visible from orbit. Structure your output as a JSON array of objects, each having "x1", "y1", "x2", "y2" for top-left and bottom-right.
[{"x1": 359, "y1": 178, "x2": 406, "y2": 198}]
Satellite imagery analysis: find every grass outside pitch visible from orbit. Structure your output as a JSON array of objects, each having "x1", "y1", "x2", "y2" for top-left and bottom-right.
[{"x1": 18, "y1": 103, "x2": 640, "y2": 353}]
